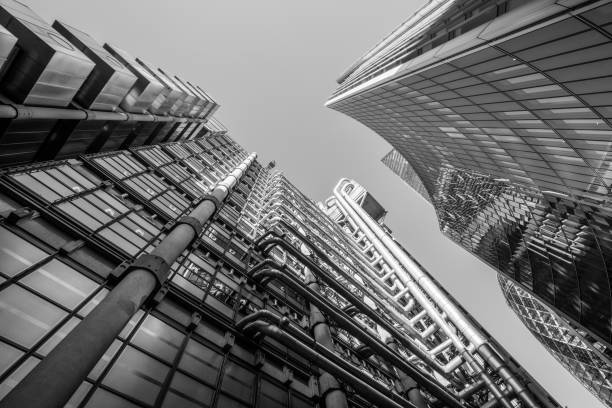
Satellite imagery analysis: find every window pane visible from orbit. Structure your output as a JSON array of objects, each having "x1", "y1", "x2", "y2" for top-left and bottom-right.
[
  {"x1": 215, "y1": 394, "x2": 248, "y2": 408},
  {"x1": 131, "y1": 316, "x2": 184, "y2": 363},
  {"x1": 0, "y1": 341, "x2": 24, "y2": 377},
  {"x1": 20, "y1": 260, "x2": 98, "y2": 309},
  {"x1": 220, "y1": 361, "x2": 255, "y2": 403},
  {"x1": 38, "y1": 317, "x2": 81, "y2": 356},
  {"x1": 0, "y1": 357, "x2": 39, "y2": 400},
  {"x1": 0, "y1": 285, "x2": 67, "y2": 347},
  {"x1": 179, "y1": 340, "x2": 223, "y2": 385},
  {"x1": 118, "y1": 309, "x2": 145, "y2": 339},
  {"x1": 0, "y1": 228, "x2": 47, "y2": 277},
  {"x1": 292, "y1": 395, "x2": 314, "y2": 408},
  {"x1": 88, "y1": 339, "x2": 121, "y2": 380},
  {"x1": 168, "y1": 372, "x2": 214, "y2": 407},
  {"x1": 259, "y1": 379, "x2": 287, "y2": 408},
  {"x1": 85, "y1": 388, "x2": 140, "y2": 408},
  {"x1": 162, "y1": 391, "x2": 202, "y2": 408},
  {"x1": 102, "y1": 346, "x2": 169, "y2": 405},
  {"x1": 79, "y1": 289, "x2": 109, "y2": 317},
  {"x1": 65, "y1": 382, "x2": 92, "y2": 408}
]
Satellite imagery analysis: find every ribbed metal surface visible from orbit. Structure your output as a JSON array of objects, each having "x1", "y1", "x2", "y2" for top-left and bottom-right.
[
  {"x1": 52, "y1": 21, "x2": 137, "y2": 111},
  {"x1": 0, "y1": 0, "x2": 95, "y2": 107}
]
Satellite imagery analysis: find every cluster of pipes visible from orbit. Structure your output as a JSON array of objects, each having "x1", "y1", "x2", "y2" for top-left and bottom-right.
[{"x1": 246, "y1": 174, "x2": 556, "y2": 408}]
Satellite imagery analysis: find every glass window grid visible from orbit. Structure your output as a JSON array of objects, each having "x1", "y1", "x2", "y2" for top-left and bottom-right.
[
  {"x1": 0, "y1": 225, "x2": 111, "y2": 401},
  {"x1": 0, "y1": 239, "x2": 317, "y2": 408},
  {"x1": 89, "y1": 152, "x2": 191, "y2": 221},
  {"x1": 0, "y1": 139, "x2": 440, "y2": 406},
  {"x1": 132, "y1": 147, "x2": 209, "y2": 200},
  {"x1": 5, "y1": 162, "x2": 166, "y2": 259}
]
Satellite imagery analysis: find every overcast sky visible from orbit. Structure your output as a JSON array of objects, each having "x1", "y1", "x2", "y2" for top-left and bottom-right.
[{"x1": 28, "y1": 1, "x2": 603, "y2": 407}]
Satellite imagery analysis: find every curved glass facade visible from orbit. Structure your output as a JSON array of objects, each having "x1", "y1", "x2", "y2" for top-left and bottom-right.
[
  {"x1": 328, "y1": 0, "x2": 612, "y2": 346},
  {"x1": 328, "y1": 0, "x2": 612, "y2": 403},
  {"x1": 500, "y1": 275, "x2": 612, "y2": 407}
]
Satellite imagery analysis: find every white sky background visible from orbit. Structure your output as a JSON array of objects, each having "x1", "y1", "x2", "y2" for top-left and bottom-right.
[{"x1": 29, "y1": 1, "x2": 602, "y2": 406}]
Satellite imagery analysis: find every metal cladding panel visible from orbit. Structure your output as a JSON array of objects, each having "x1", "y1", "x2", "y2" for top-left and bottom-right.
[
  {"x1": 103, "y1": 43, "x2": 165, "y2": 113},
  {"x1": 127, "y1": 121, "x2": 158, "y2": 147},
  {"x1": 55, "y1": 119, "x2": 107, "y2": 159},
  {"x1": 175, "y1": 76, "x2": 206, "y2": 117},
  {"x1": 0, "y1": 23, "x2": 16, "y2": 75},
  {"x1": 136, "y1": 58, "x2": 186, "y2": 115},
  {"x1": 0, "y1": 118, "x2": 57, "y2": 165},
  {"x1": 52, "y1": 21, "x2": 137, "y2": 111},
  {"x1": 171, "y1": 75, "x2": 200, "y2": 117},
  {"x1": 155, "y1": 68, "x2": 188, "y2": 115},
  {"x1": 0, "y1": 0, "x2": 95, "y2": 107},
  {"x1": 100, "y1": 121, "x2": 134, "y2": 151},
  {"x1": 185, "y1": 81, "x2": 210, "y2": 118},
  {"x1": 196, "y1": 85, "x2": 219, "y2": 118}
]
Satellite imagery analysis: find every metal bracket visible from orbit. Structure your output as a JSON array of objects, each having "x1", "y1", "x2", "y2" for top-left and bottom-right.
[
  {"x1": 110, "y1": 254, "x2": 171, "y2": 288},
  {"x1": 201, "y1": 193, "x2": 222, "y2": 215},
  {"x1": 59, "y1": 240, "x2": 85, "y2": 255},
  {"x1": 175, "y1": 216, "x2": 202, "y2": 246},
  {"x1": 6, "y1": 207, "x2": 32, "y2": 224},
  {"x1": 318, "y1": 372, "x2": 343, "y2": 399}
]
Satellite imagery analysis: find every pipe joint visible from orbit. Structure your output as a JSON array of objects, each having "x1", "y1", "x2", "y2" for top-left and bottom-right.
[
  {"x1": 111, "y1": 254, "x2": 171, "y2": 289},
  {"x1": 173, "y1": 216, "x2": 203, "y2": 246},
  {"x1": 318, "y1": 372, "x2": 344, "y2": 399}
]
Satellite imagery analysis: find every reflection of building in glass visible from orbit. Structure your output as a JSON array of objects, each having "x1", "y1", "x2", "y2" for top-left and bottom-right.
[
  {"x1": 327, "y1": 0, "x2": 612, "y2": 403},
  {"x1": 382, "y1": 149, "x2": 432, "y2": 203},
  {"x1": 500, "y1": 275, "x2": 612, "y2": 407},
  {"x1": 0, "y1": 2, "x2": 560, "y2": 408}
]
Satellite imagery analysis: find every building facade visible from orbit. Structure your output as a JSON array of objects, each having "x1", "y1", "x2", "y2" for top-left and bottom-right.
[
  {"x1": 0, "y1": 124, "x2": 560, "y2": 407},
  {"x1": 0, "y1": 1, "x2": 562, "y2": 407},
  {"x1": 327, "y1": 0, "x2": 612, "y2": 403},
  {"x1": 0, "y1": 0, "x2": 220, "y2": 166},
  {"x1": 499, "y1": 275, "x2": 612, "y2": 406}
]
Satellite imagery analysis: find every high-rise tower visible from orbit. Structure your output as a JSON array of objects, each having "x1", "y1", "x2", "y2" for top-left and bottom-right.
[{"x1": 327, "y1": 0, "x2": 612, "y2": 404}]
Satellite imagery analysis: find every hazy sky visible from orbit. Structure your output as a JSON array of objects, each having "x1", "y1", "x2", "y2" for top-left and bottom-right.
[{"x1": 28, "y1": 1, "x2": 602, "y2": 407}]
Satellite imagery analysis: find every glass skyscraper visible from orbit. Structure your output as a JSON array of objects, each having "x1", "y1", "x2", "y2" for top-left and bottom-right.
[
  {"x1": 499, "y1": 276, "x2": 612, "y2": 406},
  {"x1": 327, "y1": 0, "x2": 612, "y2": 404},
  {"x1": 0, "y1": 1, "x2": 563, "y2": 407}
]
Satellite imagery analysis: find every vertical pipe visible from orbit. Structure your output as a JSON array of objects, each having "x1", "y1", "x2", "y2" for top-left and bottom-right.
[
  {"x1": 386, "y1": 339, "x2": 428, "y2": 408},
  {"x1": 304, "y1": 268, "x2": 349, "y2": 408},
  {"x1": 0, "y1": 153, "x2": 256, "y2": 408},
  {"x1": 333, "y1": 181, "x2": 515, "y2": 408}
]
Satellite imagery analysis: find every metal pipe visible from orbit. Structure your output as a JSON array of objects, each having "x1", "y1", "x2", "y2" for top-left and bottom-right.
[
  {"x1": 0, "y1": 103, "x2": 202, "y2": 123},
  {"x1": 457, "y1": 379, "x2": 486, "y2": 399},
  {"x1": 241, "y1": 320, "x2": 412, "y2": 408},
  {"x1": 333, "y1": 181, "x2": 515, "y2": 408},
  {"x1": 269, "y1": 213, "x2": 449, "y2": 353},
  {"x1": 385, "y1": 339, "x2": 429, "y2": 408},
  {"x1": 0, "y1": 153, "x2": 257, "y2": 408},
  {"x1": 249, "y1": 266, "x2": 465, "y2": 408},
  {"x1": 478, "y1": 344, "x2": 541, "y2": 408},
  {"x1": 256, "y1": 224, "x2": 461, "y2": 377},
  {"x1": 237, "y1": 312, "x2": 408, "y2": 407},
  {"x1": 303, "y1": 268, "x2": 349, "y2": 408},
  {"x1": 254, "y1": 234, "x2": 460, "y2": 379}
]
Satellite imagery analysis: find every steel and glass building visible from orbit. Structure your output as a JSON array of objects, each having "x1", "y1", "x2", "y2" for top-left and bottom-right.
[
  {"x1": 0, "y1": 2, "x2": 564, "y2": 408},
  {"x1": 327, "y1": 0, "x2": 612, "y2": 403},
  {"x1": 499, "y1": 276, "x2": 612, "y2": 406},
  {"x1": 0, "y1": 0, "x2": 219, "y2": 165}
]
